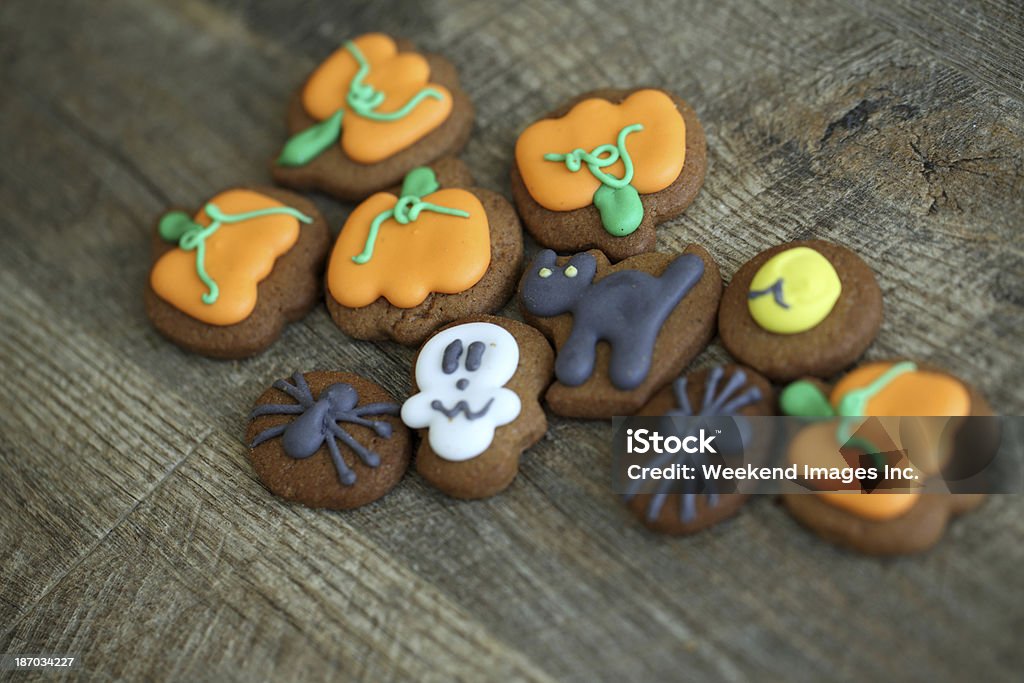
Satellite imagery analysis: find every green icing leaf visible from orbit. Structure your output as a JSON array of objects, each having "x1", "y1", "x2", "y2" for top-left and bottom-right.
[
  {"x1": 158, "y1": 211, "x2": 198, "y2": 242},
  {"x1": 277, "y1": 110, "x2": 343, "y2": 167},
  {"x1": 400, "y1": 166, "x2": 440, "y2": 199},
  {"x1": 780, "y1": 380, "x2": 836, "y2": 417},
  {"x1": 593, "y1": 183, "x2": 643, "y2": 237}
]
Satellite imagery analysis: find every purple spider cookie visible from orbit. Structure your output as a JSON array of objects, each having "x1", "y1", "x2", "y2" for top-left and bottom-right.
[{"x1": 245, "y1": 371, "x2": 411, "y2": 509}]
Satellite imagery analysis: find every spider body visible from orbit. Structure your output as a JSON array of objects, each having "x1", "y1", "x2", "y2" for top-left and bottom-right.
[{"x1": 250, "y1": 372, "x2": 399, "y2": 486}]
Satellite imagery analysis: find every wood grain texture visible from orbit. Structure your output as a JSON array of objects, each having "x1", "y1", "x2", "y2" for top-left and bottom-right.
[{"x1": 0, "y1": 0, "x2": 1021, "y2": 680}]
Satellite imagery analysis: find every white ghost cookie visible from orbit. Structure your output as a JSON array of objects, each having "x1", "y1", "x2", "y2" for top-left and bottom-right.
[{"x1": 402, "y1": 322, "x2": 522, "y2": 461}]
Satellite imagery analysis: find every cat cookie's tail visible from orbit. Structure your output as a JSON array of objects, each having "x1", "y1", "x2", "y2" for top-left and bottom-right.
[{"x1": 659, "y1": 252, "x2": 705, "y2": 298}]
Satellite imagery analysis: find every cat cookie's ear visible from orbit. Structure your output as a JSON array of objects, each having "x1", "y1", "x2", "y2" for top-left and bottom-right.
[
  {"x1": 530, "y1": 249, "x2": 558, "y2": 271},
  {"x1": 565, "y1": 252, "x2": 597, "y2": 282}
]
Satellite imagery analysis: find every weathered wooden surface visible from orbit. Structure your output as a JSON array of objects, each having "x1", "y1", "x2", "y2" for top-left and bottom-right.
[{"x1": 1, "y1": 0, "x2": 1022, "y2": 680}]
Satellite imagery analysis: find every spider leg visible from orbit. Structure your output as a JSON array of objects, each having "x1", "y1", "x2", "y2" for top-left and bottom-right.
[
  {"x1": 325, "y1": 434, "x2": 357, "y2": 486},
  {"x1": 250, "y1": 403, "x2": 305, "y2": 419},
  {"x1": 273, "y1": 373, "x2": 313, "y2": 407},
  {"x1": 329, "y1": 423, "x2": 381, "y2": 468},
  {"x1": 718, "y1": 386, "x2": 763, "y2": 415},
  {"x1": 671, "y1": 377, "x2": 693, "y2": 416},
  {"x1": 249, "y1": 424, "x2": 287, "y2": 448},
  {"x1": 701, "y1": 366, "x2": 724, "y2": 415},
  {"x1": 339, "y1": 414, "x2": 393, "y2": 437},
  {"x1": 353, "y1": 402, "x2": 400, "y2": 417}
]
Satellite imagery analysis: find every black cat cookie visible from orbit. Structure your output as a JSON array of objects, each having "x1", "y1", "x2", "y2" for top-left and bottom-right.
[
  {"x1": 512, "y1": 88, "x2": 707, "y2": 261},
  {"x1": 272, "y1": 33, "x2": 474, "y2": 201},
  {"x1": 624, "y1": 365, "x2": 775, "y2": 534},
  {"x1": 718, "y1": 240, "x2": 882, "y2": 382},
  {"x1": 246, "y1": 371, "x2": 411, "y2": 510},
  {"x1": 518, "y1": 246, "x2": 721, "y2": 418}
]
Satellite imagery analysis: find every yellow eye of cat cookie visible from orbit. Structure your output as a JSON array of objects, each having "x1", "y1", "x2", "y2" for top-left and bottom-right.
[{"x1": 747, "y1": 246, "x2": 841, "y2": 334}]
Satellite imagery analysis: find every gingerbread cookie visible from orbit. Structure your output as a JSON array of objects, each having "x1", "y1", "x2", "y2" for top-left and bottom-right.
[
  {"x1": 779, "y1": 360, "x2": 992, "y2": 555},
  {"x1": 512, "y1": 88, "x2": 706, "y2": 261},
  {"x1": 519, "y1": 246, "x2": 721, "y2": 418},
  {"x1": 402, "y1": 316, "x2": 554, "y2": 499},
  {"x1": 624, "y1": 365, "x2": 775, "y2": 534},
  {"x1": 246, "y1": 371, "x2": 411, "y2": 509},
  {"x1": 145, "y1": 187, "x2": 330, "y2": 359},
  {"x1": 719, "y1": 240, "x2": 882, "y2": 382},
  {"x1": 325, "y1": 159, "x2": 524, "y2": 346},
  {"x1": 272, "y1": 33, "x2": 474, "y2": 201}
]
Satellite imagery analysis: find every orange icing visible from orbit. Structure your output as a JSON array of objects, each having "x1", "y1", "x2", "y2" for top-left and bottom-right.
[
  {"x1": 301, "y1": 33, "x2": 453, "y2": 164},
  {"x1": 831, "y1": 362, "x2": 971, "y2": 417},
  {"x1": 328, "y1": 188, "x2": 489, "y2": 309},
  {"x1": 514, "y1": 89, "x2": 686, "y2": 211},
  {"x1": 807, "y1": 362, "x2": 971, "y2": 520},
  {"x1": 150, "y1": 190, "x2": 301, "y2": 326}
]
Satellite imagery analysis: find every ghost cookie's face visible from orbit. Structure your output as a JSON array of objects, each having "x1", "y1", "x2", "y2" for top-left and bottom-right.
[{"x1": 401, "y1": 322, "x2": 522, "y2": 461}]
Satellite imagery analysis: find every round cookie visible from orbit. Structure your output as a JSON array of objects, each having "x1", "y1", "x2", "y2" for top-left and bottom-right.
[
  {"x1": 325, "y1": 159, "x2": 524, "y2": 346},
  {"x1": 512, "y1": 88, "x2": 707, "y2": 262},
  {"x1": 145, "y1": 186, "x2": 330, "y2": 359},
  {"x1": 779, "y1": 360, "x2": 992, "y2": 555},
  {"x1": 272, "y1": 33, "x2": 474, "y2": 201},
  {"x1": 625, "y1": 365, "x2": 775, "y2": 534},
  {"x1": 402, "y1": 316, "x2": 554, "y2": 499},
  {"x1": 719, "y1": 240, "x2": 882, "y2": 382},
  {"x1": 518, "y1": 245, "x2": 721, "y2": 418},
  {"x1": 246, "y1": 371, "x2": 411, "y2": 510}
]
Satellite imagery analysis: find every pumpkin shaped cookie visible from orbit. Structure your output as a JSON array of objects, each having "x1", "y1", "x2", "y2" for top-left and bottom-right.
[
  {"x1": 145, "y1": 187, "x2": 330, "y2": 358},
  {"x1": 512, "y1": 88, "x2": 707, "y2": 261},
  {"x1": 779, "y1": 360, "x2": 994, "y2": 555},
  {"x1": 326, "y1": 158, "x2": 524, "y2": 346},
  {"x1": 719, "y1": 240, "x2": 883, "y2": 382},
  {"x1": 272, "y1": 33, "x2": 474, "y2": 201}
]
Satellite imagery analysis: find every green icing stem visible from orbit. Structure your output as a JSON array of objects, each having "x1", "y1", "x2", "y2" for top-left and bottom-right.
[
  {"x1": 835, "y1": 361, "x2": 917, "y2": 445},
  {"x1": 780, "y1": 361, "x2": 918, "y2": 459},
  {"x1": 352, "y1": 197, "x2": 469, "y2": 264},
  {"x1": 344, "y1": 41, "x2": 444, "y2": 121},
  {"x1": 544, "y1": 123, "x2": 643, "y2": 189},
  {"x1": 277, "y1": 40, "x2": 445, "y2": 167},
  {"x1": 543, "y1": 123, "x2": 645, "y2": 237},
  {"x1": 159, "y1": 202, "x2": 313, "y2": 305}
]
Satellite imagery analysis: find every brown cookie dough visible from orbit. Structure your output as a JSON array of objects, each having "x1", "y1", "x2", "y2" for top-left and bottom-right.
[
  {"x1": 144, "y1": 186, "x2": 330, "y2": 359},
  {"x1": 325, "y1": 159, "x2": 524, "y2": 347},
  {"x1": 271, "y1": 35, "x2": 474, "y2": 201},
  {"x1": 511, "y1": 88, "x2": 707, "y2": 262},
  {"x1": 779, "y1": 360, "x2": 992, "y2": 555},
  {"x1": 403, "y1": 316, "x2": 554, "y2": 499},
  {"x1": 518, "y1": 246, "x2": 721, "y2": 418},
  {"x1": 719, "y1": 240, "x2": 882, "y2": 382},
  {"x1": 783, "y1": 491, "x2": 983, "y2": 556},
  {"x1": 625, "y1": 365, "x2": 775, "y2": 534},
  {"x1": 246, "y1": 371, "x2": 411, "y2": 510}
]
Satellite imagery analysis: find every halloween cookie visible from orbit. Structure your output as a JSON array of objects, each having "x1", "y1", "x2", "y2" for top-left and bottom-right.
[
  {"x1": 719, "y1": 240, "x2": 882, "y2": 382},
  {"x1": 519, "y1": 246, "x2": 721, "y2": 418},
  {"x1": 246, "y1": 371, "x2": 411, "y2": 509},
  {"x1": 779, "y1": 360, "x2": 992, "y2": 555},
  {"x1": 402, "y1": 316, "x2": 554, "y2": 499},
  {"x1": 145, "y1": 187, "x2": 330, "y2": 359},
  {"x1": 272, "y1": 33, "x2": 474, "y2": 201},
  {"x1": 624, "y1": 365, "x2": 775, "y2": 534},
  {"x1": 512, "y1": 88, "x2": 707, "y2": 262},
  {"x1": 325, "y1": 159, "x2": 524, "y2": 346}
]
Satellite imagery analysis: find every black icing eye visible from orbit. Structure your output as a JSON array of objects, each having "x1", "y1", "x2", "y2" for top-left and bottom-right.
[
  {"x1": 466, "y1": 341, "x2": 485, "y2": 371},
  {"x1": 442, "y1": 340, "x2": 463, "y2": 374}
]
